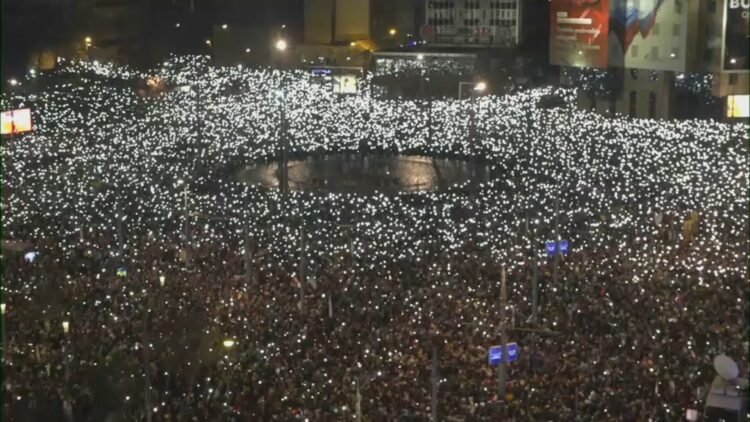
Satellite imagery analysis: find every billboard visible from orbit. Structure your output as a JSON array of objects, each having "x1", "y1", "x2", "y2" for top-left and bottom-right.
[
  {"x1": 727, "y1": 95, "x2": 749, "y2": 118},
  {"x1": 723, "y1": 0, "x2": 750, "y2": 72},
  {"x1": 333, "y1": 74, "x2": 358, "y2": 95},
  {"x1": 1, "y1": 108, "x2": 32, "y2": 135},
  {"x1": 550, "y1": 0, "x2": 611, "y2": 68}
]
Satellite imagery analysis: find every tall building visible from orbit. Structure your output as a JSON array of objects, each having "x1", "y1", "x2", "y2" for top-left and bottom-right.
[
  {"x1": 551, "y1": 0, "x2": 749, "y2": 121},
  {"x1": 423, "y1": 0, "x2": 523, "y2": 47}
]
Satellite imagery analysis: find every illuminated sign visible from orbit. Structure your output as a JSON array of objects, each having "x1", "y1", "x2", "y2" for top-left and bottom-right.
[
  {"x1": 1, "y1": 108, "x2": 32, "y2": 135},
  {"x1": 333, "y1": 74, "x2": 358, "y2": 95},
  {"x1": 727, "y1": 95, "x2": 749, "y2": 118},
  {"x1": 550, "y1": 0, "x2": 611, "y2": 68}
]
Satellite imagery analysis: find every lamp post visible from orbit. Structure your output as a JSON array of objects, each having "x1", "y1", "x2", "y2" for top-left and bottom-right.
[
  {"x1": 275, "y1": 38, "x2": 290, "y2": 195},
  {"x1": 62, "y1": 320, "x2": 73, "y2": 422},
  {"x1": 459, "y1": 81, "x2": 486, "y2": 186}
]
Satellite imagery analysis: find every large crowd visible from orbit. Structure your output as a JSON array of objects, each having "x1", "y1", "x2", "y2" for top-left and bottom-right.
[{"x1": 2, "y1": 56, "x2": 748, "y2": 421}]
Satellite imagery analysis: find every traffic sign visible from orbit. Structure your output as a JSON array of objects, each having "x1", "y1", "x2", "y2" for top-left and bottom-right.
[
  {"x1": 488, "y1": 342, "x2": 519, "y2": 366},
  {"x1": 546, "y1": 240, "x2": 571, "y2": 257}
]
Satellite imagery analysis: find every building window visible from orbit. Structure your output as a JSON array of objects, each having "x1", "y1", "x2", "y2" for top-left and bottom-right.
[
  {"x1": 675, "y1": 0, "x2": 682, "y2": 13},
  {"x1": 631, "y1": 45, "x2": 639, "y2": 58},
  {"x1": 672, "y1": 24, "x2": 681, "y2": 37},
  {"x1": 650, "y1": 46, "x2": 659, "y2": 60},
  {"x1": 648, "y1": 92, "x2": 656, "y2": 118},
  {"x1": 704, "y1": 48, "x2": 713, "y2": 62},
  {"x1": 708, "y1": 0, "x2": 716, "y2": 13},
  {"x1": 629, "y1": 91, "x2": 637, "y2": 117},
  {"x1": 729, "y1": 74, "x2": 738, "y2": 85},
  {"x1": 630, "y1": 69, "x2": 639, "y2": 80},
  {"x1": 671, "y1": 48, "x2": 679, "y2": 58}
]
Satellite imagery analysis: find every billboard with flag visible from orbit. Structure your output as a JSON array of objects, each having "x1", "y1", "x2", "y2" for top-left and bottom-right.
[
  {"x1": 608, "y1": 0, "x2": 689, "y2": 71},
  {"x1": 550, "y1": 0, "x2": 612, "y2": 68},
  {"x1": 1, "y1": 108, "x2": 32, "y2": 135}
]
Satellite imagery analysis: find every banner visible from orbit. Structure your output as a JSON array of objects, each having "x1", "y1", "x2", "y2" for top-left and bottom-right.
[
  {"x1": 1, "y1": 108, "x2": 32, "y2": 135},
  {"x1": 550, "y1": 0, "x2": 611, "y2": 68},
  {"x1": 723, "y1": 0, "x2": 750, "y2": 71}
]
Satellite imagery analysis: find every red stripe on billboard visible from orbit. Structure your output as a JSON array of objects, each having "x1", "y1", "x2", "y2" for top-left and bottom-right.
[{"x1": 550, "y1": 0, "x2": 611, "y2": 68}]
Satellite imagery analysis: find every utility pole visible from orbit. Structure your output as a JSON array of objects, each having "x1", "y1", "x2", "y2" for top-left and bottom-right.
[
  {"x1": 298, "y1": 225, "x2": 305, "y2": 311},
  {"x1": 528, "y1": 217, "x2": 539, "y2": 322},
  {"x1": 279, "y1": 87, "x2": 289, "y2": 195},
  {"x1": 552, "y1": 193, "x2": 560, "y2": 288},
  {"x1": 354, "y1": 376, "x2": 362, "y2": 422},
  {"x1": 498, "y1": 264, "x2": 508, "y2": 400},
  {"x1": 143, "y1": 293, "x2": 153, "y2": 422},
  {"x1": 431, "y1": 345, "x2": 439, "y2": 421}
]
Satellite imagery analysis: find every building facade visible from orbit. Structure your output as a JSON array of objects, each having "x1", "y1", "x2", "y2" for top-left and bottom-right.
[
  {"x1": 424, "y1": 0, "x2": 523, "y2": 47},
  {"x1": 553, "y1": 0, "x2": 749, "y2": 121}
]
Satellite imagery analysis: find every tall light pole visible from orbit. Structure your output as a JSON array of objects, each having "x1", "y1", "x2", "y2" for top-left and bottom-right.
[
  {"x1": 275, "y1": 38, "x2": 290, "y2": 195},
  {"x1": 460, "y1": 81, "x2": 486, "y2": 187},
  {"x1": 62, "y1": 320, "x2": 73, "y2": 422},
  {"x1": 177, "y1": 79, "x2": 202, "y2": 269},
  {"x1": 498, "y1": 265, "x2": 508, "y2": 401}
]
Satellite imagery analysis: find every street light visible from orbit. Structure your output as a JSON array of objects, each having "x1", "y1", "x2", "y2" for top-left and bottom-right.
[
  {"x1": 275, "y1": 39, "x2": 288, "y2": 52},
  {"x1": 8, "y1": 79, "x2": 18, "y2": 86},
  {"x1": 159, "y1": 275, "x2": 166, "y2": 287},
  {"x1": 474, "y1": 81, "x2": 487, "y2": 92},
  {"x1": 1, "y1": 303, "x2": 5, "y2": 315},
  {"x1": 222, "y1": 339, "x2": 236, "y2": 348},
  {"x1": 62, "y1": 320, "x2": 70, "y2": 334},
  {"x1": 85, "y1": 37, "x2": 92, "y2": 48},
  {"x1": 389, "y1": 28, "x2": 397, "y2": 36}
]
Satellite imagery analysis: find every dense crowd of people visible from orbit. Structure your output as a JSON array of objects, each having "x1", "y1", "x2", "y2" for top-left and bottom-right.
[{"x1": 2, "y1": 56, "x2": 748, "y2": 421}]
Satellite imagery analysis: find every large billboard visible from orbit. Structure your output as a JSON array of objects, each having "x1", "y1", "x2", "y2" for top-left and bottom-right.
[
  {"x1": 1, "y1": 108, "x2": 32, "y2": 135},
  {"x1": 609, "y1": 0, "x2": 690, "y2": 71},
  {"x1": 723, "y1": 0, "x2": 750, "y2": 72},
  {"x1": 550, "y1": 0, "x2": 611, "y2": 68},
  {"x1": 727, "y1": 94, "x2": 749, "y2": 118}
]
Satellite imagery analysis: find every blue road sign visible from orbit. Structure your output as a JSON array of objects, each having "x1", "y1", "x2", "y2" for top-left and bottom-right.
[
  {"x1": 488, "y1": 343, "x2": 519, "y2": 366},
  {"x1": 559, "y1": 239, "x2": 570, "y2": 255},
  {"x1": 310, "y1": 68, "x2": 332, "y2": 77},
  {"x1": 545, "y1": 241, "x2": 558, "y2": 257},
  {"x1": 546, "y1": 240, "x2": 571, "y2": 257}
]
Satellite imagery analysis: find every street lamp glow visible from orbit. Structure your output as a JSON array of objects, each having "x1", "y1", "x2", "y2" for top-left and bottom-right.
[
  {"x1": 350, "y1": 42, "x2": 356, "y2": 47},
  {"x1": 417, "y1": 54, "x2": 424, "y2": 60},
  {"x1": 221, "y1": 24, "x2": 228, "y2": 30},
  {"x1": 62, "y1": 321, "x2": 70, "y2": 334},
  {"x1": 205, "y1": 39, "x2": 212, "y2": 46},
  {"x1": 222, "y1": 339, "x2": 236, "y2": 348},
  {"x1": 474, "y1": 81, "x2": 487, "y2": 92},
  {"x1": 389, "y1": 28, "x2": 397, "y2": 36},
  {"x1": 8, "y1": 79, "x2": 18, "y2": 86},
  {"x1": 85, "y1": 36, "x2": 92, "y2": 47},
  {"x1": 159, "y1": 275, "x2": 166, "y2": 286},
  {"x1": 245, "y1": 48, "x2": 251, "y2": 53},
  {"x1": 1, "y1": 303, "x2": 6, "y2": 315},
  {"x1": 730, "y1": 58, "x2": 737, "y2": 64},
  {"x1": 275, "y1": 39, "x2": 288, "y2": 51}
]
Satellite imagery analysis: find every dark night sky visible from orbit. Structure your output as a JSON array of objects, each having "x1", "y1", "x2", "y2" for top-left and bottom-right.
[{"x1": 1, "y1": 0, "x2": 304, "y2": 76}]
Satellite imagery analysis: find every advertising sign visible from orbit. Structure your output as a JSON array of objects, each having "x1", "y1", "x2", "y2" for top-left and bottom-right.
[
  {"x1": 550, "y1": 0, "x2": 611, "y2": 68},
  {"x1": 488, "y1": 343, "x2": 520, "y2": 366},
  {"x1": 333, "y1": 74, "x2": 358, "y2": 95},
  {"x1": 727, "y1": 94, "x2": 750, "y2": 118},
  {"x1": 723, "y1": 0, "x2": 750, "y2": 71},
  {"x1": 1, "y1": 108, "x2": 32, "y2": 135}
]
